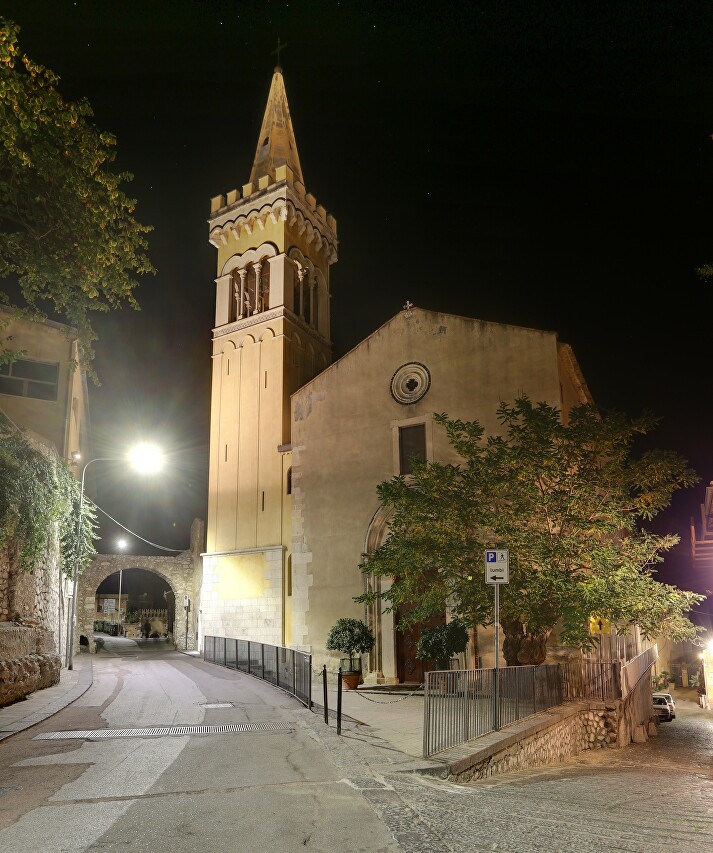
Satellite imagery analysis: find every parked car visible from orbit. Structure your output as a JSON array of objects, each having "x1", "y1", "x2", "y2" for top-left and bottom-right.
[
  {"x1": 653, "y1": 692, "x2": 676, "y2": 719},
  {"x1": 652, "y1": 695, "x2": 673, "y2": 722}
]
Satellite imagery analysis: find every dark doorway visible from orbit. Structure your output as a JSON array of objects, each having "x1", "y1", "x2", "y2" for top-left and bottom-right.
[{"x1": 395, "y1": 604, "x2": 445, "y2": 684}]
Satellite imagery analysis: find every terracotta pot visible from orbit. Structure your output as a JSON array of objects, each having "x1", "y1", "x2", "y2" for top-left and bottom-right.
[{"x1": 341, "y1": 672, "x2": 361, "y2": 690}]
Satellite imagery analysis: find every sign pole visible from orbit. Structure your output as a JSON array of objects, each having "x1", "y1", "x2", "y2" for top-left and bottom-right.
[
  {"x1": 494, "y1": 582, "x2": 499, "y2": 730},
  {"x1": 485, "y1": 549, "x2": 509, "y2": 732}
]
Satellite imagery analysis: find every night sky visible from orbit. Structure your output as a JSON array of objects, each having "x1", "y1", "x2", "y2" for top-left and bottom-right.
[{"x1": 3, "y1": 2, "x2": 713, "y2": 621}]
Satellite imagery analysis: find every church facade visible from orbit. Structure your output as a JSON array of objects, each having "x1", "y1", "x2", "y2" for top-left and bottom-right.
[{"x1": 198, "y1": 67, "x2": 593, "y2": 682}]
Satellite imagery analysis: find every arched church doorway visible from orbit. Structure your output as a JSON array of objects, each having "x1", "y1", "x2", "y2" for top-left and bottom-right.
[
  {"x1": 364, "y1": 506, "x2": 447, "y2": 684},
  {"x1": 94, "y1": 569, "x2": 175, "y2": 639},
  {"x1": 364, "y1": 507, "x2": 446, "y2": 684},
  {"x1": 394, "y1": 602, "x2": 445, "y2": 684}
]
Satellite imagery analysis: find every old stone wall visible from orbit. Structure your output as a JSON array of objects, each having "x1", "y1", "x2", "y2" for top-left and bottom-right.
[
  {"x1": 0, "y1": 623, "x2": 61, "y2": 707},
  {"x1": 0, "y1": 429, "x2": 68, "y2": 661},
  {"x1": 0, "y1": 514, "x2": 65, "y2": 707},
  {"x1": 448, "y1": 701, "x2": 624, "y2": 783},
  {"x1": 0, "y1": 532, "x2": 63, "y2": 638}
]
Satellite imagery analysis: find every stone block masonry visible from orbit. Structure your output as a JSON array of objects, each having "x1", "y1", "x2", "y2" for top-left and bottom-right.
[
  {"x1": 76, "y1": 519, "x2": 204, "y2": 657},
  {"x1": 440, "y1": 701, "x2": 638, "y2": 783}
]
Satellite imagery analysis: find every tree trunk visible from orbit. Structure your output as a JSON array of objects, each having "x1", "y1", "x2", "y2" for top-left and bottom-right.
[
  {"x1": 469, "y1": 625, "x2": 479, "y2": 669},
  {"x1": 501, "y1": 619, "x2": 523, "y2": 666},
  {"x1": 517, "y1": 630, "x2": 550, "y2": 665},
  {"x1": 501, "y1": 619, "x2": 550, "y2": 666}
]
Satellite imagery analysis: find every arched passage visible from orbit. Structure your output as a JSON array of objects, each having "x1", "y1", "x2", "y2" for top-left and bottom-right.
[
  {"x1": 74, "y1": 519, "x2": 204, "y2": 656},
  {"x1": 95, "y1": 569, "x2": 175, "y2": 638}
]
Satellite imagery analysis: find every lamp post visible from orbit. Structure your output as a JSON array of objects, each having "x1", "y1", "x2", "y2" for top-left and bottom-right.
[
  {"x1": 65, "y1": 444, "x2": 164, "y2": 670},
  {"x1": 116, "y1": 539, "x2": 127, "y2": 637}
]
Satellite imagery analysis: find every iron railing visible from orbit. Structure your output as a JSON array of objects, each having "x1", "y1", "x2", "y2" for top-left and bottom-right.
[
  {"x1": 559, "y1": 660, "x2": 621, "y2": 701},
  {"x1": 203, "y1": 635, "x2": 312, "y2": 708},
  {"x1": 423, "y1": 660, "x2": 627, "y2": 758},
  {"x1": 621, "y1": 645, "x2": 657, "y2": 697}
]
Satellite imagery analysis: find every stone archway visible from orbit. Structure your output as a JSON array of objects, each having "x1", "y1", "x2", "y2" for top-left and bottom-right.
[
  {"x1": 362, "y1": 506, "x2": 446, "y2": 684},
  {"x1": 363, "y1": 506, "x2": 396, "y2": 684},
  {"x1": 75, "y1": 519, "x2": 204, "y2": 655}
]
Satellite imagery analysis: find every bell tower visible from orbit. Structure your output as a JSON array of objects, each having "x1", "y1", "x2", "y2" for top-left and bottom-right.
[{"x1": 201, "y1": 65, "x2": 338, "y2": 647}]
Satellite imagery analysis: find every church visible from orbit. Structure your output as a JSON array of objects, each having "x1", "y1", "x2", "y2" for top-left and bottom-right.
[{"x1": 197, "y1": 66, "x2": 593, "y2": 683}]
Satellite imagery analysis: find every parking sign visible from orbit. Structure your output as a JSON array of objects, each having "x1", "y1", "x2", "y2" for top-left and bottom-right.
[{"x1": 484, "y1": 550, "x2": 509, "y2": 584}]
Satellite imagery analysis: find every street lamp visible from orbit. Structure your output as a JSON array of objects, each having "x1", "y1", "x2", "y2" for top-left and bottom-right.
[{"x1": 65, "y1": 445, "x2": 164, "y2": 669}]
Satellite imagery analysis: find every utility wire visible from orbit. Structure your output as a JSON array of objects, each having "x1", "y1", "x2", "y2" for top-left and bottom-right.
[{"x1": 86, "y1": 497, "x2": 186, "y2": 553}]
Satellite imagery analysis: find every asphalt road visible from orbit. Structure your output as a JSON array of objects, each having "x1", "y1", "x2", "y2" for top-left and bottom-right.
[{"x1": 1, "y1": 640, "x2": 712, "y2": 852}]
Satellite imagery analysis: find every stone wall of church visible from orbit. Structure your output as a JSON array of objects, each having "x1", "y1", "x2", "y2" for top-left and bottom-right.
[
  {"x1": 290, "y1": 309, "x2": 566, "y2": 678},
  {"x1": 199, "y1": 549, "x2": 283, "y2": 648}
]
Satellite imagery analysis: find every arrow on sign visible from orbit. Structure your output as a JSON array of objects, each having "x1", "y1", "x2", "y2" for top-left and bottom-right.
[{"x1": 490, "y1": 575, "x2": 505, "y2": 581}]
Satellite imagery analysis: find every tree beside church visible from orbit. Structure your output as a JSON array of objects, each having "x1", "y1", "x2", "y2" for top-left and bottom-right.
[{"x1": 358, "y1": 399, "x2": 704, "y2": 667}]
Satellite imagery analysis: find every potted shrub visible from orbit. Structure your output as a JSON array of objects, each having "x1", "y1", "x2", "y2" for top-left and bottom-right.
[
  {"x1": 652, "y1": 670, "x2": 674, "y2": 691},
  {"x1": 416, "y1": 620, "x2": 469, "y2": 670},
  {"x1": 325, "y1": 618, "x2": 375, "y2": 689}
]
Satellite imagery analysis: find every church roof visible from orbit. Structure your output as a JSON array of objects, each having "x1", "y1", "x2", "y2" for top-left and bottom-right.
[{"x1": 249, "y1": 67, "x2": 304, "y2": 185}]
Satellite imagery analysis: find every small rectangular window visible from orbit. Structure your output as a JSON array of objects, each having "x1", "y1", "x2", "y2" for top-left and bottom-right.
[
  {"x1": 399, "y1": 424, "x2": 426, "y2": 475},
  {"x1": 0, "y1": 358, "x2": 59, "y2": 401}
]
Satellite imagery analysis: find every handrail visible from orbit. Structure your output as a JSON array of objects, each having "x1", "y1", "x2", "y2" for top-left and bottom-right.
[{"x1": 203, "y1": 635, "x2": 312, "y2": 709}]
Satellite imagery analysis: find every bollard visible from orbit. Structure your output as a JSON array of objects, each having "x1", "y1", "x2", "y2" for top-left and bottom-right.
[
  {"x1": 322, "y1": 665, "x2": 328, "y2": 724},
  {"x1": 337, "y1": 667, "x2": 343, "y2": 735}
]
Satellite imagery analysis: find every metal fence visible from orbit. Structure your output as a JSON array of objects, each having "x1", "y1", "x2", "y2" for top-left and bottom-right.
[
  {"x1": 620, "y1": 645, "x2": 657, "y2": 698},
  {"x1": 203, "y1": 636, "x2": 312, "y2": 708},
  {"x1": 559, "y1": 659, "x2": 621, "y2": 701},
  {"x1": 423, "y1": 660, "x2": 622, "y2": 757}
]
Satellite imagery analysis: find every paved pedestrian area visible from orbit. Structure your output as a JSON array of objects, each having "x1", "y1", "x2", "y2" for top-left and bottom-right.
[{"x1": 301, "y1": 694, "x2": 713, "y2": 852}]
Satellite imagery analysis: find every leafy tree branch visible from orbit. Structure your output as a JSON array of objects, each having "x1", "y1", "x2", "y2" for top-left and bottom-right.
[{"x1": 0, "y1": 19, "x2": 155, "y2": 381}]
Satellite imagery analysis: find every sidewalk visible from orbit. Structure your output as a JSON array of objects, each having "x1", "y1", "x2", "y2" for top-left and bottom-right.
[
  {"x1": 0, "y1": 654, "x2": 93, "y2": 742},
  {"x1": 311, "y1": 676, "x2": 427, "y2": 760}
]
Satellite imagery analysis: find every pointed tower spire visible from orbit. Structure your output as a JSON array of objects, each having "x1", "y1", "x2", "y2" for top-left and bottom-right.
[{"x1": 249, "y1": 67, "x2": 304, "y2": 185}]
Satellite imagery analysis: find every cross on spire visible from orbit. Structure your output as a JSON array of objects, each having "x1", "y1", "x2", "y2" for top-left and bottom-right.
[{"x1": 272, "y1": 36, "x2": 287, "y2": 68}]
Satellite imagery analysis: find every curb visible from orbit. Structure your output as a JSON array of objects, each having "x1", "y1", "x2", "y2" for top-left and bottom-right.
[{"x1": 0, "y1": 657, "x2": 94, "y2": 743}]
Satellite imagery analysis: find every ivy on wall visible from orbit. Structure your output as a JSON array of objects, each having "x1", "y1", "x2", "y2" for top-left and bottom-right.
[{"x1": 0, "y1": 417, "x2": 98, "y2": 576}]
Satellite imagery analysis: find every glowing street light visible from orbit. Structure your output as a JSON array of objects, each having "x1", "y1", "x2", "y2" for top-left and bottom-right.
[
  {"x1": 128, "y1": 443, "x2": 164, "y2": 473},
  {"x1": 64, "y1": 444, "x2": 164, "y2": 669}
]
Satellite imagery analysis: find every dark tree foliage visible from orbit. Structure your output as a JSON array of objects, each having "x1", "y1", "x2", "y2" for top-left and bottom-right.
[
  {"x1": 358, "y1": 398, "x2": 704, "y2": 665},
  {"x1": 0, "y1": 20, "x2": 154, "y2": 379}
]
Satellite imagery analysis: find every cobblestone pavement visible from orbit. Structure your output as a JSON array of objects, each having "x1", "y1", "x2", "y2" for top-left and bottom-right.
[{"x1": 301, "y1": 699, "x2": 713, "y2": 852}]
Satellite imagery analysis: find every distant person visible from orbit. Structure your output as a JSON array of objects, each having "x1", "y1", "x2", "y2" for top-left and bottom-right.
[{"x1": 142, "y1": 620, "x2": 151, "y2": 638}]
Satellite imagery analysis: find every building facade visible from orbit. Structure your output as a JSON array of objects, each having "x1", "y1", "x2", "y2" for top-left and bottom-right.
[{"x1": 199, "y1": 68, "x2": 593, "y2": 682}]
